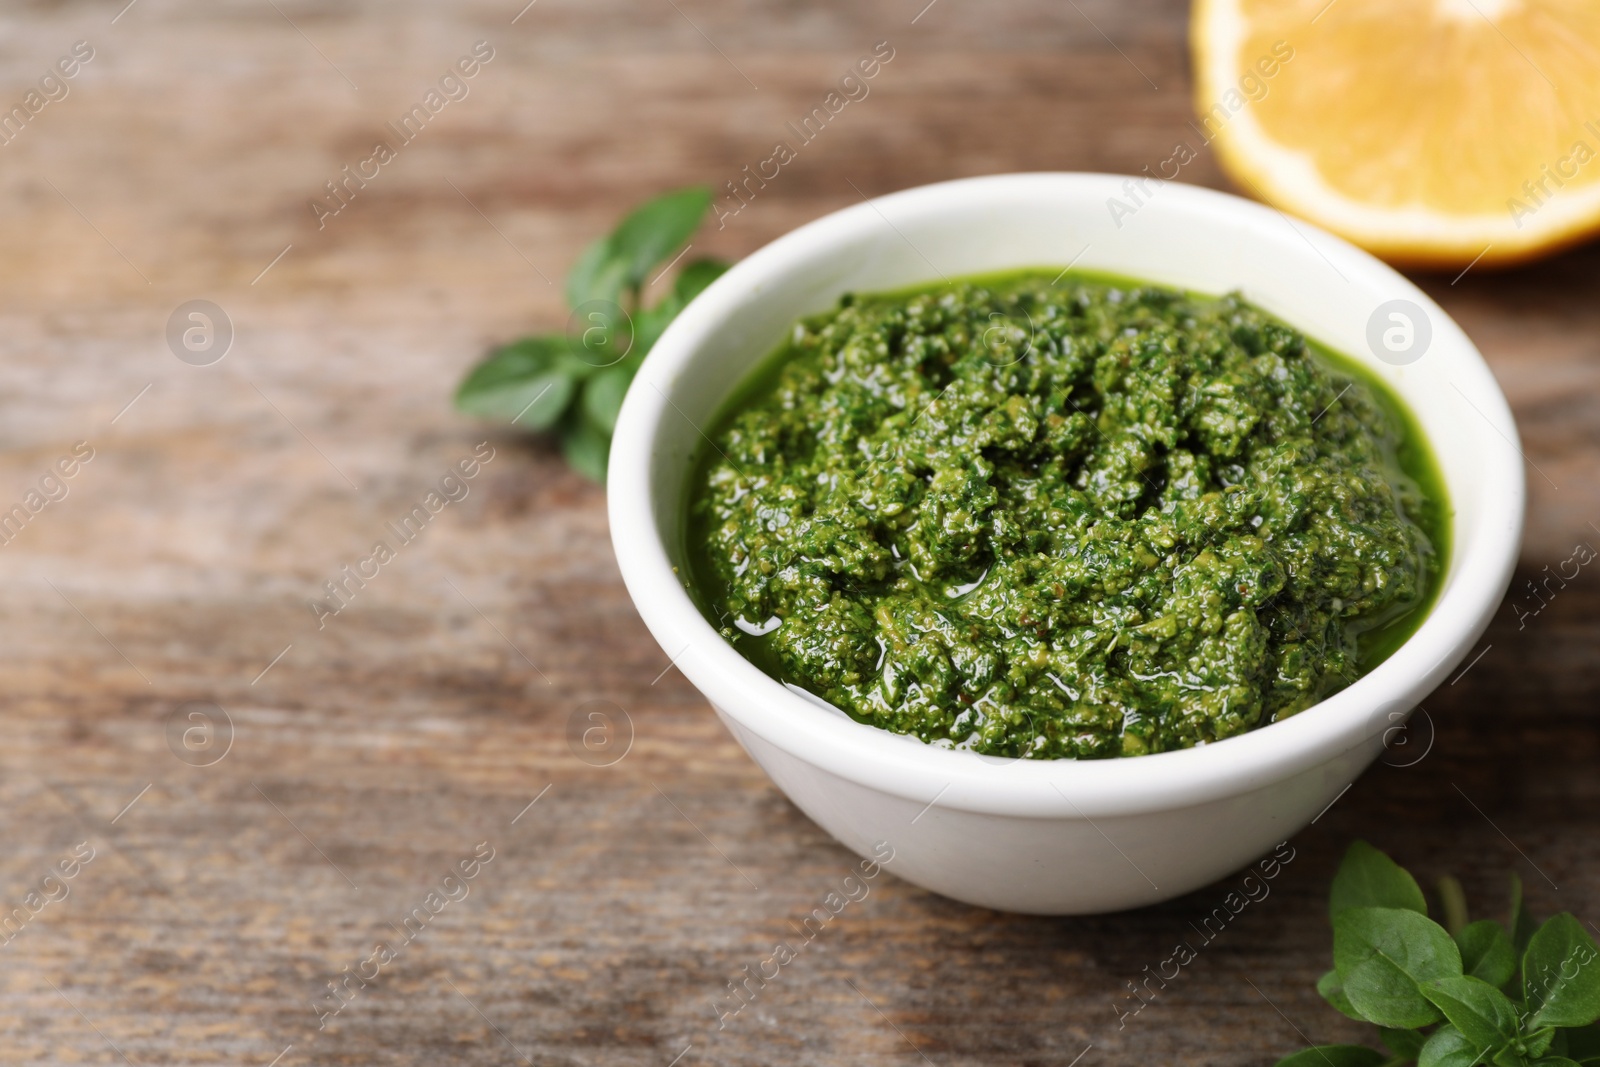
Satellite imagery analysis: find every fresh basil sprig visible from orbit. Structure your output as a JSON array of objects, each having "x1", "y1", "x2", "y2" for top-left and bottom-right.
[
  {"x1": 455, "y1": 186, "x2": 729, "y2": 482},
  {"x1": 1277, "y1": 841, "x2": 1600, "y2": 1067}
]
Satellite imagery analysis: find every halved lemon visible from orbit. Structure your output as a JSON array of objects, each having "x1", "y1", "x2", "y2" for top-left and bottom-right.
[{"x1": 1192, "y1": 0, "x2": 1600, "y2": 268}]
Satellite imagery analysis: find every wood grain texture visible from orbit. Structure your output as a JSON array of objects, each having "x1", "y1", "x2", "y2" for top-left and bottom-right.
[{"x1": 0, "y1": 1, "x2": 1596, "y2": 1064}]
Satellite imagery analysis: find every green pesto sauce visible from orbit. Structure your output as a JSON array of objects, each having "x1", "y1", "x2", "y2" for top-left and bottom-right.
[{"x1": 686, "y1": 269, "x2": 1449, "y2": 760}]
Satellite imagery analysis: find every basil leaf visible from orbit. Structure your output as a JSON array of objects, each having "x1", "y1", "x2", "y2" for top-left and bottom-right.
[
  {"x1": 1318, "y1": 969, "x2": 1366, "y2": 1022},
  {"x1": 1331, "y1": 841, "x2": 1429, "y2": 921},
  {"x1": 1456, "y1": 920, "x2": 1517, "y2": 988},
  {"x1": 455, "y1": 337, "x2": 579, "y2": 429},
  {"x1": 457, "y1": 335, "x2": 564, "y2": 393},
  {"x1": 501, "y1": 372, "x2": 575, "y2": 430},
  {"x1": 1380, "y1": 1027, "x2": 1428, "y2": 1058},
  {"x1": 1524, "y1": 914, "x2": 1600, "y2": 1029},
  {"x1": 471, "y1": 336, "x2": 602, "y2": 381},
  {"x1": 1419, "y1": 1025, "x2": 1492, "y2": 1067},
  {"x1": 1334, "y1": 907, "x2": 1462, "y2": 1028},
  {"x1": 672, "y1": 256, "x2": 730, "y2": 305},
  {"x1": 581, "y1": 365, "x2": 633, "y2": 435},
  {"x1": 1511, "y1": 874, "x2": 1540, "y2": 957},
  {"x1": 1438, "y1": 875, "x2": 1470, "y2": 936},
  {"x1": 1531, "y1": 1058, "x2": 1584, "y2": 1067},
  {"x1": 631, "y1": 300, "x2": 679, "y2": 357},
  {"x1": 629, "y1": 257, "x2": 730, "y2": 355},
  {"x1": 567, "y1": 235, "x2": 627, "y2": 308},
  {"x1": 1421, "y1": 976, "x2": 1521, "y2": 1052},
  {"x1": 467, "y1": 189, "x2": 728, "y2": 485},
  {"x1": 1526, "y1": 1028, "x2": 1558, "y2": 1058},
  {"x1": 1273, "y1": 1046, "x2": 1387, "y2": 1067},
  {"x1": 609, "y1": 186, "x2": 712, "y2": 289},
  {"x1": 560, "y1": 415, "x2": 610, "y2": 484}
]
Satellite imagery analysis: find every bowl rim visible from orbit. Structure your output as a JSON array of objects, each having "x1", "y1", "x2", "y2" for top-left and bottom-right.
[{"x1": 607, "y1": 172, "x2": 1525, "y2": 819}]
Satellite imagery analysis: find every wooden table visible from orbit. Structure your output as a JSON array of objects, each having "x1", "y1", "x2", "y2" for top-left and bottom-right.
[{"x1": 2, "y1": 2, "x2": 1595, "y2": 1064}]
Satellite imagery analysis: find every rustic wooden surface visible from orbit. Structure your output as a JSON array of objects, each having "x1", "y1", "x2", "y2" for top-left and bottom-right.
[{"x1": 1, "y1": 1, "x2": 1596, "y2": 1064}]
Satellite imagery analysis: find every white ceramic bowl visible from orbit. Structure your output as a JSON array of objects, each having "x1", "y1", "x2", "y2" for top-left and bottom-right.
[{"x1": 608, "y1": 174, "x2": 1523, "y2": 914}]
